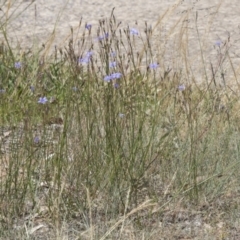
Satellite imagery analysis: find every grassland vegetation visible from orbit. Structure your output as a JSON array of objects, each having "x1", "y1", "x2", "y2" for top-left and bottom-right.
[{"x1": 0, "y1": 1, "x2": 240, "y2": 239}]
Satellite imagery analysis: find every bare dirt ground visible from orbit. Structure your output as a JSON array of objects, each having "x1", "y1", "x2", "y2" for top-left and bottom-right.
[{"x1": 1, "y1": 0, "x2": 240, "y2": 84}]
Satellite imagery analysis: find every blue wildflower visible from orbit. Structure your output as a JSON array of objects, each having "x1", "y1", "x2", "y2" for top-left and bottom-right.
[
  {"x1": 149, "y1": 63, "x2": 159, "y2": 69},
  {"x1": 85, "y1": 24, "x2": 92, "y2": 30},
  {"x1": 111, "y1": 72, "x2": 122, "y2": 79},
  {"x1": 109, "y1": 61, "x2": 117, "y2": 68},
  {"x1": 79, "y1": 51, "x2": 93, "y2": 64},
  {"x1": 130, "y1": 28, "x2": 139, "y2": 35},
  {"x1": 72, "y1": 86, "x2": 78, "y2": 91},
  {"x1": 97, "y1": 33, "x2": 109, "y2": 41},
  {"x1": 114, "y1": 83, "x2": 120, "y2": 89},
  {"x1": 38, "y1": 97, "x2": 48, "y2": 104},
  {"x1": 86, "y1": 51, "x2": 93, "y2": 57},
  {"x1": 34, "y1": 136, "x2": 40, "y2": 144},
  {"x1": 178, "y1": 84, "x2": 185, "y2": 91},
  {"x1": 104, "y1": 75, "x2": 112, "y2": 82},
  {"x1": 119, "y1": 113, "x2": 125, "y2": 118},
  {"x1": 98, "y1": 36, "x2": 104, "y2": 41},
  {"x1": 79, "y1": 57, "x2": 90, "y2": 64},
  {"x1": 15, "y1": 62, "x2": 21, "y2": 69},
  {"x1": 104, "y1": 72, "x2": 122, "y2": 82},
  {"x1": 110, "y1": 51, "x2": 116, "y2": 57},
  {"x1": 215, "y1": 40, "x2": 222, "y2": 47}
]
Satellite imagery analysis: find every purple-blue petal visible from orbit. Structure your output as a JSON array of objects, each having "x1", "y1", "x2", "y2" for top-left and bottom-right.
[
  {"x1": 97, "y1": 33, "x2": 109, "y2": 41},
  {"x1": 104, "y1": 75, "x2": 112, "y2": 82},
  {"x1": 38, "y1": 97, "x2": 48, "y2": 104},
  {"x1": 215, "y1": 40, "x2": 222, "y2": 47},
  {"x1": 110, "y1": 51, "x2": 116, "y2": 57},
  {"x1": 79, "y1": 57, "x2": 90, "y2": 64},
  {"x1": 34, "y1": 136, "x2": 40, "y2": 144},
  {"x1": 109, "y1": 61, "x2": 117, "y2": 68},
  {"x1": 86, "y1": 51, "x2": 93, "y2": 57},
  {"x1": 85, "y1": 24, "x2": 92, "y2": 30},
  {"x1": 15, "y1": 62, "x2": 21, "y2": 69},
  {"x1": 130, "y1": 28, "x2": 139, "y2": 35},
  {"x1": 149, "y1": 63, "x2": 159, "y2": 69},
  {"x1": 178, "y1": 85, "x2": 186, "y2": 91},
  {"x1": 114, "y1": 83, "x2": 120, "y2": 89},
  {"x1": 111, "y1": 73, "x2": 122, "y2": 79}
]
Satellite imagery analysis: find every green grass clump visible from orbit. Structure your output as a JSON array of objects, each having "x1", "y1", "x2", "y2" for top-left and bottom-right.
[{"x1": 0, "y1": 2, "x2": 240, "y2": 239}]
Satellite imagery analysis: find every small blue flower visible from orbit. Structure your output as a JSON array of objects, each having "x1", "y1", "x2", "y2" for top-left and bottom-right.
[
  {"x1": 114, "y1": 83, "x2": 120, "y2": 89},
  {"x1": 104, "y1": 75, "x2": 112, "y2": 82},
  {"x1": 0, "y1": 89, "x2": 5, "y2": 94},
  {"x1": 104, "y1": 72, "x2": 122, "y2": 82},
  {"x1": 38, "y1": 97, "x2": 48, "y2": 104},
  {"x1": 109, "y1": 61, "x2": 117, "y2": 68},
  {"x1": 130, "y1": 28, "x2": 139, "y2": 35},
  {"x1": 98, "y1": 36, "x2": 104, "y2": 41},
  {"x1": 15, "y1": 62, "x2": 21, "y2": 69},
  {"x1": 86, "y1": 51, "x2": 93, "y2": 57},
  {"x1": 119, "y1": 113, "x2": 125, "y2": 118},
  {"x1": 215, "y1": 40, "x2": 222, "y2": 47},
  {"x1": 178, "y1": 84, "x2": 185, "y2": 91},
  {"x1": 79, "y1": 51, "x2": 93, "y2": 64},
  {"x1": 97, "y1": 33, "x2": 109, "y2": 41},
  {"x1": 149, "y1": 63, "x2": 159, "y2": 69},
  {"x1": 110, "y1": 51, "x2": 116, "y2": 57},
  {"x1": 34, "y1": 136, "x2": 40, "y2": 144},
  {"x1": 111, "y1": 72, "x2": 122, "y2": 79},
  {"x1": 85, "y1": 24, "x2": 92, "y2": 30},
  {"x1": 72, "y1": 86, "x2": 78, "y2": 91},
  {"x1": 79, "y1": 57, "x2": 90, "y2": 64}
]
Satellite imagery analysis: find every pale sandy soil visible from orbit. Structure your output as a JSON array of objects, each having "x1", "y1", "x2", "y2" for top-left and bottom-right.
[{"x1": 1, "y1": 0, "x2": 240, "y2": 83}]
